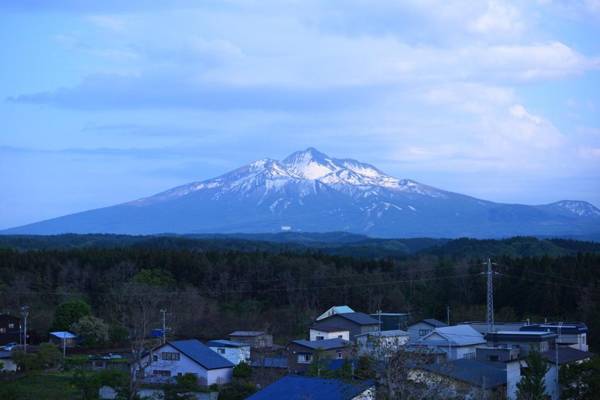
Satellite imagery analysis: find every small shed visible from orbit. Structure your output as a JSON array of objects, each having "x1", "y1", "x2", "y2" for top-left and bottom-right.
[
  {"x1": 228, "y1": 331, "x2": 273, "y2": 348},
  {"x1": 49, "y1": 331, "x2": 78, "y2": 348}
]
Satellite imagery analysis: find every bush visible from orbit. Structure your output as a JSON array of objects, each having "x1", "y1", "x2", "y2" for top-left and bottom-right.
[
  {"x1": 52, "y1": 300, "x2": 91, "y2": 331},
  {"x1": 233, "y1": 362, "x2": 252, "y2": 379},
  {"x1": 38, "y1": 343, "x2": 62, "y2": 368},
  {"x1": 70, "y1": 316, "x2": 109, "y2": 347},
  {"x1": 219, "y1": 382, "x2": 257, "y2": 400}
]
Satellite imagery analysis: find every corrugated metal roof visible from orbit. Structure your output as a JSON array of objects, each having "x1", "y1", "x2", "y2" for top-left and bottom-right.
[
  {"x1": 251, "y1": 357, "x2": 288, "y2": 369},
  {"x1": 336, "y1": 312, "x2": 381, "y2": 325},
  {"x1": 247, "y1": 375, "x2": 374, "y2": 400},
  {"x1": 168, "y1": 339, "x2": 234, "y2": 370},
  {"x1": 541, "y1": 347, "x2": 593, "y2": 365},
  {"x1": 422, "y1": 359, "x2": 507, "y2": 388},
  {"x1": 229, "y1": 331, "x2": 266, "y2": 337},
  {"x1": 356, "y1": 329, "x2": 408, "y2": 338},
  {"x1": 292, "y1": 338, "x2": 350, "y2": 351},
  {"x1": 422, "y1": 319, "x2": 448, "y2": 327},
  {"x1": 422, "y1": 325, "x2": 485, "y2": 346}
]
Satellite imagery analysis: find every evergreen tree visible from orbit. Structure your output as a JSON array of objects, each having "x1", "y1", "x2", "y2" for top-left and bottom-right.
[{"x1": 517, "y1": 351, "x2": 549, "y2": 400}]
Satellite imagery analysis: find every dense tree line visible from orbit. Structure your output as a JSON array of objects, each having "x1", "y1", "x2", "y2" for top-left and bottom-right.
[{"x1": 0, "y1": 238, "x2": 599, "y2": 351}]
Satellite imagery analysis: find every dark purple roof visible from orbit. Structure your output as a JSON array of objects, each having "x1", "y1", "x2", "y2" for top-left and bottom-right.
[
  {"x1": 247, "y1": 375, "x2": 374, "y2": 400},
  {"x1": 335, "y1": 312, "x2": 380, "y2": 326},
  {"x1": 292, "y1": 338, "x2": 350, "y2": 351},
  {"x1": 541, "y1": 347, "x2": 593, "y2": 365},
  {"x1": 167, "y1": 339, "x2": 234, "y2": 370}
]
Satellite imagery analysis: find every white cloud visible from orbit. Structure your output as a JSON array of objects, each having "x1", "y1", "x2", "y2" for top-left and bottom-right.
[{"x1": 468, "y1": 0, "x2": 524, "y2": 36}]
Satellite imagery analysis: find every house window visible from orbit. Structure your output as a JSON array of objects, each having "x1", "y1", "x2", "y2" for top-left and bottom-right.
[
  {"x1": 218, "y1": 348, "x2": 225, "y2": 354},
  {"x1": 419, "y1": 329, "x2": 430, "y2": 337},
  {"x1": 8, "y1": 323, "x2": 14, "y2": 329},
  {"x1": 316, "y1": 336, "x2": 324, "y2": 340},
  {"x1": 337, "y1": 351, "x2": 343, "y2": 359},
  {"x1": 0, "y1": 328, "x2": 5, "y2": 334},
  {"x1": 152, "y1": 355, "x2": 158, "y2": 362},
  {"x1": 153, "y1": 370, "x2": 171, "y2": 377},
  {"x1": 298, "y1": 354, "x2": 312, "y2": 364},
  {"x1": 338, "y1": 335, "x2": 343, "y2": 339},
  {"x1": 161, "y1": 352, "x2": 180, "y2": 361}
]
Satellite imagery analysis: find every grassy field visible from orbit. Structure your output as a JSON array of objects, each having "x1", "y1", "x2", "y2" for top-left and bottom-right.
[{"x1": 0, "y1": 372, "x2": 79, "y2": 400}]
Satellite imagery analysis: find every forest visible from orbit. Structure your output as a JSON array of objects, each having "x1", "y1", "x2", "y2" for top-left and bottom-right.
[{"x1": 0, "y1": 234, "x2": 599, "y2": 352}]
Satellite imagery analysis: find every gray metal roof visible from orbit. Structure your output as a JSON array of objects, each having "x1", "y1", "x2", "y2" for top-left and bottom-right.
[
  {"x1": 229, "y1": 331, "x2": 266, "y2": 337},
  {"x1": 292, "y1": 338, "x2": 350, "y2": 351},
  {"x1": 422, "y1": 319, "x2": 448, "y2": 328},
  {"x1": 541, "y1": 347, "x2": 593, "y2": 365},
  {"x1": 422, "y1": 359, "x2": 507, "y2": 388},
  {"x1": 422, "y1": 325, "x2": 486, "y2": 346},
  {"x1": 336, "y1": 312, "x2": 381, "y2": 325},
  {"x1": 167, "y1": 339, "x2": 234, "y2": 370}
]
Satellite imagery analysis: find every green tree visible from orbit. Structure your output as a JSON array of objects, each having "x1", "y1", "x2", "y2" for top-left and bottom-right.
[
  {"x1": 38, "y1": 343, "x2": 62, "y2": 368},
  {"x1": 517, "y1": 351, "x2": 549, "y2": 400},
  {"x1": 12, "y1": 350, "x2": 40, "y2": 371},
  {"x1": 560, "y1": 356, "x2": 600, "y2": 400},
  {"x1": 355, "y1": 356, "x2": 375, "y2": 380},
  {"x1": 233, "y1": 362, "x2": 252, "y2": 379},
  {"x1": 52, "y1": 299, "x2": 91, "y2": 331},
  {"x1": 71, "y1": 315, "x2": 109, "y2": 347},
  {"x1": 218, "y1": 382, "x2": 256, "y2": 400},
  {"x1": 133, "y1": 268, "x2": 175, "y2": 287}
]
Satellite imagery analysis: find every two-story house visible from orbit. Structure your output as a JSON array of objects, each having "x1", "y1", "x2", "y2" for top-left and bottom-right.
[
  {"x1": 310, "y1": 312, "x2": 380, "y2": 342},
  {"x1": 414, "y1": 324, "x2": 486, "y2": 360},
  {"x1": 485, "y1": 331, "x2": 557, "y2": 355},
  {"x1": 520, "y1": 322, "x2": 588, "y2": 351},
  {"x1": 406, "y1": 319, "x2": 447, "y2": 342},
  {"x1": 137, "y1": 339, "x2": 234, "y2": 386},
  {"x1": 287, "y1": 338, "x2": 352, "y2": 373},
  {"x1": 0, "y1": 314, "x2": 21, "y2": 346}
]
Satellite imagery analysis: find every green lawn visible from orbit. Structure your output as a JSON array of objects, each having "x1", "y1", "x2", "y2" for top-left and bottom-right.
[{"x1": 0, "y1": 372, "x2": 80, "y2": 400}]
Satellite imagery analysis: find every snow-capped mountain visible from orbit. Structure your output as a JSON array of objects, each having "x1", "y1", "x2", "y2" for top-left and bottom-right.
[{"x1": 4, "y1": 148, "x2": 600, "y2": 238}]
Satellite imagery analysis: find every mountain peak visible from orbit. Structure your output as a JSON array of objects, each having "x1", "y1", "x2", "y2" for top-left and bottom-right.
[{"x1": 282, "y1": 148, "x2": 337, "y2": 179}]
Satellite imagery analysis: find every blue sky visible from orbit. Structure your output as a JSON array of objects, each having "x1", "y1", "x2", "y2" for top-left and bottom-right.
[{"x1": 1, "y1": 0, "x2": 600, "y2": 229}]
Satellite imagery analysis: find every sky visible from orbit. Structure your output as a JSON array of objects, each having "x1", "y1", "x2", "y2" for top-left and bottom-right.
[{"x1": 1, "y1": 0, "x2": 600, "y2": 229}]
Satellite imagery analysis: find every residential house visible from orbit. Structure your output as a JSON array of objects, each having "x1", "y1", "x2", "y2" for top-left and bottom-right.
[
  {"x1": 136, "y1": 339, "x2": 234, "y2": 386},
  {"x1": 228, "y1": 331, "x2": 273, "y2": 349},
  {"x1": 0, "y1": 314, "x2": 21, "y2": 346},
  {"x1": 486, "y1": 331, "x2": 557, "y2": 355},
  {"x1": 206, "y1": 339, "x2": 250, "y2": 365},
  {"x1": 316, "y1": 305, "x2": 355, "y2": 321},
  {"x1": 247, "y1": 375, "x2": 375, "y2": 400},
  {"x1": 310, "y1": 312, "x2": 380, "y2": 341},
  {"x1": 407, "y1": 319, "x2": 447, "y2": 342},
  {"x1": 370, "y1": 312, "x2": 410, "y2": 331},
  {"x1": 356, "y1": 330, "x2": 409, "y2": 357},
  {"x1": 520, "y1": 322, "x2": 588, "y2": 351},
  {"x1": 540, "y1": 347, "x2": 594, "y2": 400},
  {"x1": 49, "y1": 331, "x2": 78, "y2": 348},
  {"x1": 414, "y1": 325, "x2": 486, "y2": 361},
  {"x1": 287, "y1": 338, "x2": 352, "y2": 373}
]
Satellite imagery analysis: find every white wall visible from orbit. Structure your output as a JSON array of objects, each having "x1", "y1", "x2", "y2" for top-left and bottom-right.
[
  {"x1": 544, "y1": 365, "x2": 559, "y2": 400},
  {"x1": 138, "y1": 344, "x2": 232, "y2": 386},
  {"x1": 0, "y1": 358, "x2": 17, "y2": 372},
  {"x1": 209, "y1": 346, "x2": 250, "y2": 365},
  {"x1": 505, "y1": 361, "x2": 521, "y2": 400},
  {"x1": 309, "y1": 329, "x2": 349, "y2": 341},
  {"x1": 206, "y1": 367, "x2": 233, "y2": 386}
]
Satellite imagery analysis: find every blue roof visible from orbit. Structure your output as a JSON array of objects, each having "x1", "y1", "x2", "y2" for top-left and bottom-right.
[
  {"x1": 327, "y1": 359, "x2": 357, "y2": 371},
  {"x1": 167, "y1": 339, "x2": 234, "y2": 370},
  {"x1": 337, "y1": 312, "x2": 381, "y2": 325},
  {"x1": 247, "y1": 375, "x2": 374, "y2": 400},
  {"x1": 292, "y1": 338, "x2": 350, "y2": 351}
]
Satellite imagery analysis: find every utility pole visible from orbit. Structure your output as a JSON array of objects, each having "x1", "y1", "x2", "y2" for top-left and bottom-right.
[
  {"x1": 446, "y1": 305, "x2": 450, "y2": 326},
  {"x1": 486, "y1": 258, "x2": 494, "y2": 333},
  {"x1": 160, "y1": 309, "x2": 167, "y2": 345},
  {"x1": 555, "y1": 322, "x2": 563, "y2": 400},
  {"x1": 20, "y1": 305, "x2": 29, "y2": 353}
]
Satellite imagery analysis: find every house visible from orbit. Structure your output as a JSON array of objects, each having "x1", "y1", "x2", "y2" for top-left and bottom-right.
[
  {"x1": 355, "y1": 330, "x2": 409, "y2": 357},
  {"x1": 206, "y1": 339, "x2": 250, "y2": 365},
  {"x1": 486, "y1": 331, "x2": 557, "y2": 355},
  {"x1": 287, "y1": 338, "x2": 352, "y2": 373},
  {"x1": 407, "y1": 319, "x2": 447, "y2": 341},
  {"x1": 49, "y1": 331, "x2": 78, "y2": 348},
  {"x1": 540, "y1": 347, "x2": 594, "y2": 400},
  {"x1": 370, "y1": 312, "x2": 410, "y2": 330},
  {"x1": 247, "y1": 375, "x2": 375, "y2": 400},
  {"x1": 520, "y1": 322, "x2": 588, "y2": 351},
  {"x1": 414, "y1": 325, "x2": 486, "y2": 360},
  {"x1": 316, "y1": 305, "x2": 355, "y2": 321},
  {"x1": 310, "y1": 312, "x2": 380, "y2": 341},
  {"x1": 228, "y1": 331, "x2": 273, "y2": 348},
  {"x1": 136, "y1": 339, "x2": 234, "y2": 386},
  {"x1": 0, "y1": 314, "x2": 21, "y2": 346}
]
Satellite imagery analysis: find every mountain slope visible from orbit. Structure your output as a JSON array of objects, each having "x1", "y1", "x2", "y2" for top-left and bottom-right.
[{"x1": 4, "y1": 148, "x2": 600, "y2": 238}]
